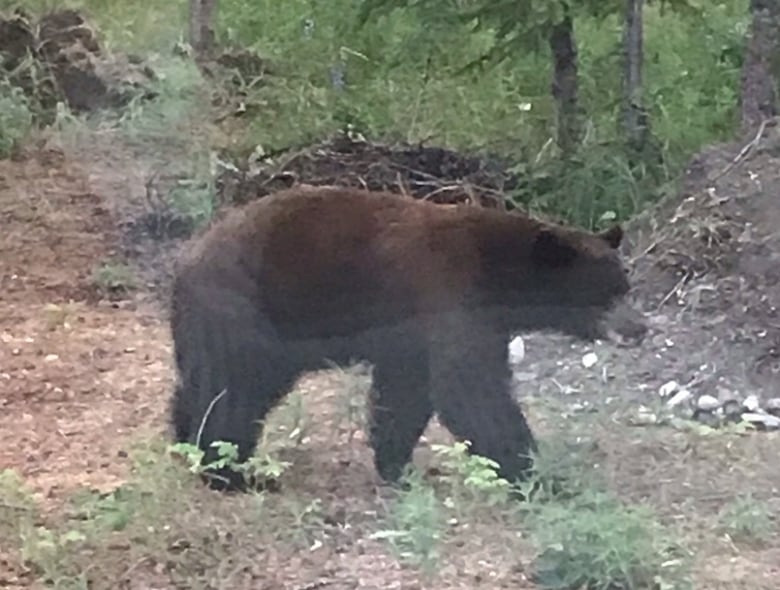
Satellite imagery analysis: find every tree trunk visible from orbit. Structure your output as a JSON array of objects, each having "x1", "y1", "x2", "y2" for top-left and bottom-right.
[
  {"x1": 739, "y1": 0, "x2": 780, "y2": 134},
  {"x1": 189, "y1": 0, "x2": 218, "y2": 58},
  {"x1": 621, "y1": 0, "x2": 649, "y2": 151},
  {"x1": 548, "y1": 16, "x2": 584, "y2": 155}
]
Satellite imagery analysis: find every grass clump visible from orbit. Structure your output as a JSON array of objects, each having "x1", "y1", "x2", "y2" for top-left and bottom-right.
[
  {"x1": 114, "y1": 56, "x2": 206, "y2": 141},
  {"x1": 92, "y1": 260, "x2": 136, "y2": 295},
  {"x1": 365, "y1": 437, "x2": 692, "y2": 588},
  {"x1": 371, "y1": 468, "x2": 445, "y2": 575},
  {"x1": 718, "y1": 493, "x2": 775, "y2": 545},
  {"x1": 523, "y1": 490, "x2": 690, "y2": 590},
  {"x1": 0, "y1": 469, "x2": 38, "y2": 539},
  {"x1": 0, "y1": 81, "x2": 34, "y2": 158}
]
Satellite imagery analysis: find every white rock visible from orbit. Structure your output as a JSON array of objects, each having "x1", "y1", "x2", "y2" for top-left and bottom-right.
[
  {"x1": 581, "y1": 352, "x2": 598, "y2": 368},
  {"x1": 508, "y1": 336, "x2": 525, "y2": 365},
  {"x1": 743, "y1": 394, "x2": 760, "y2": 412},
  {"x1": 741, "y1": 412, "x2": 780, "y2": 430},
  {"x1": 658, "y1": 380, "x2": 679, "y2": 398},
  {"x1": 666, "y1": 388, "x2": 692, "y2": 408},
  {"x1": 697, "y1": 395, "x2": 721, "y2": 411},
  {"x1": 631, "y1": 406, "x2": 658, "y2": 426}
]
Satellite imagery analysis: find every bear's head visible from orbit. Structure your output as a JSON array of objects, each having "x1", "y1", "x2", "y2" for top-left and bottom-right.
[{"x1": 477, "y1": 219, "x2": 633, "y2": 341}]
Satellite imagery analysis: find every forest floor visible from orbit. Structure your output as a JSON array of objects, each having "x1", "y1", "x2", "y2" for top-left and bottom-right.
[{"x1": 2, "y1": 8, "x2": 780, "y2": 590}]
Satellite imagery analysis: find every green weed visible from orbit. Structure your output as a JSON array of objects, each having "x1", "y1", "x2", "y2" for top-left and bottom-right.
[
  {"x1": 718, "y1": 493, "x2": 775, "y2": 545},
  {"x1": 92, "y1": 260, "x2": 136, "y2": 294},
  {"x1": 371, "y1": 468, "x2": 445, "y2": 574},
  {"x1": 0, "y1": 81, "x2": 33, "y2": 158},
  {"x1": 115, "y1": 56, "x2": 206, "y2": 141},
  {"x1": 433, "y1": 440, "x2": 513, "y2": 511},
  {"x1": 522, "y1": 490, "x2": 690, "y2": 590}
]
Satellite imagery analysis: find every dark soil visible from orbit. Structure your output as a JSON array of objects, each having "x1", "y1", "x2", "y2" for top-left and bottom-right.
[
  {"x1": 0, "y1": 8, "x2": 156, "y2": 119},
  {"x1": 214, "y1": 133, "x2": 521, "y2": 210}
]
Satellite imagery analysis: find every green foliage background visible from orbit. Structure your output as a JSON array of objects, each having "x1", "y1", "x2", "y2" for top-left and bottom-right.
[{"x1": 0, "y1": 0, "x2": 750, "y2": 226}]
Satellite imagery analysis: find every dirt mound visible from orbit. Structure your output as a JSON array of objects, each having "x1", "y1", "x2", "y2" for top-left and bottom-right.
[
  {"x1": 0, "y1": 8, "x2": 156, "y2": 119},
  {"x1": 581, "y1": 118, "x2": 780, "y2": 426},
  {"x1": 215, "y1": 134, "x2": 521, "y2": 209},
  {"x1": 631, "y1": 122, "x2": 780, "y2": 353}
]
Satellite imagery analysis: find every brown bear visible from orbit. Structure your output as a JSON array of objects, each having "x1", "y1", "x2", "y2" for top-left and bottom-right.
[{"x1": 169, "y1": 184, "x2": 632, "y2": 492}]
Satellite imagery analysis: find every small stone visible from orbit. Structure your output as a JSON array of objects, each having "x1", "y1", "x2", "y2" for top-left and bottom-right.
[
  {"x1": 659, "y1": 380, "x2": 679, "y2": 398},
  {"x1": 508, "y1": 337, "x2": 525, "y2": 366},
  {"x1": 697, "y1": 395, "x2": 720, "y2": 411},
  {"x1": 630, "y1": 406, "x2": 658, "y2": 426},
  {"x1": 666, "y1": 388, "x2": 692, "y2": 408},
  {"x1": 676, "y1": 405, "x2": 695, "y2": 420},
  {"x1": 44, "y1": 354, "x2": 59, "y2": 362},
  {"x1": 582, "y1": 352, "x2": 598, "y2": 368},
  {"x1": 743, "y1": 394, "x2": 760, "y2": 412},
  {"x1": 741, "y1": 412, "x2": 780, "y2": 430}
]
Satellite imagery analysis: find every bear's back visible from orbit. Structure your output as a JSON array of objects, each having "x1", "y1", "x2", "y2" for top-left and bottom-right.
[{"x1": 240, "y1": 187, "x2": 475, "y2": 337}]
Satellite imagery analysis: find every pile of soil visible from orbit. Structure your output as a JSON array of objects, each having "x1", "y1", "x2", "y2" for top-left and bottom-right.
[
  {"x1": 215, "y1": 134, "x2": 522, "y2": 210},
  {"x1": 0, "y1": 8, "x2": 156, "y2": 120},
  {"x1": 513, "y1": 118, "x2": 780, "y2": 432},
  {"x1": 618, "y1": 119, "x2": 780, "y2": 424}
]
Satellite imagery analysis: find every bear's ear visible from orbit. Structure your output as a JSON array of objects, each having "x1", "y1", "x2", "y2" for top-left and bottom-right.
[
  {"x1": 599, "y1": 225, "x2": 623, "y2": 249},
  {"x1": 532, "y1": 229, "x2": 578, "y2": 268}
]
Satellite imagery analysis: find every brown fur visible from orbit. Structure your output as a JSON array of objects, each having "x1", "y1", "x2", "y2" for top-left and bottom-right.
[{"x1": 170, "y1": 185, "x2": 632, "y2": 492}]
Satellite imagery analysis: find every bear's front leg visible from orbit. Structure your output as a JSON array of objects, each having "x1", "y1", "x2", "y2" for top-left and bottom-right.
[{"x1": 426, "y1": 311, "x2": 538, "y2": 487}]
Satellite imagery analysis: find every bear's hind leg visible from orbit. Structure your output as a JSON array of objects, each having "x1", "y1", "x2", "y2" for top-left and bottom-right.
[{"x1": 171, "y1": 283, "x2": 299, "y2": 492}]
